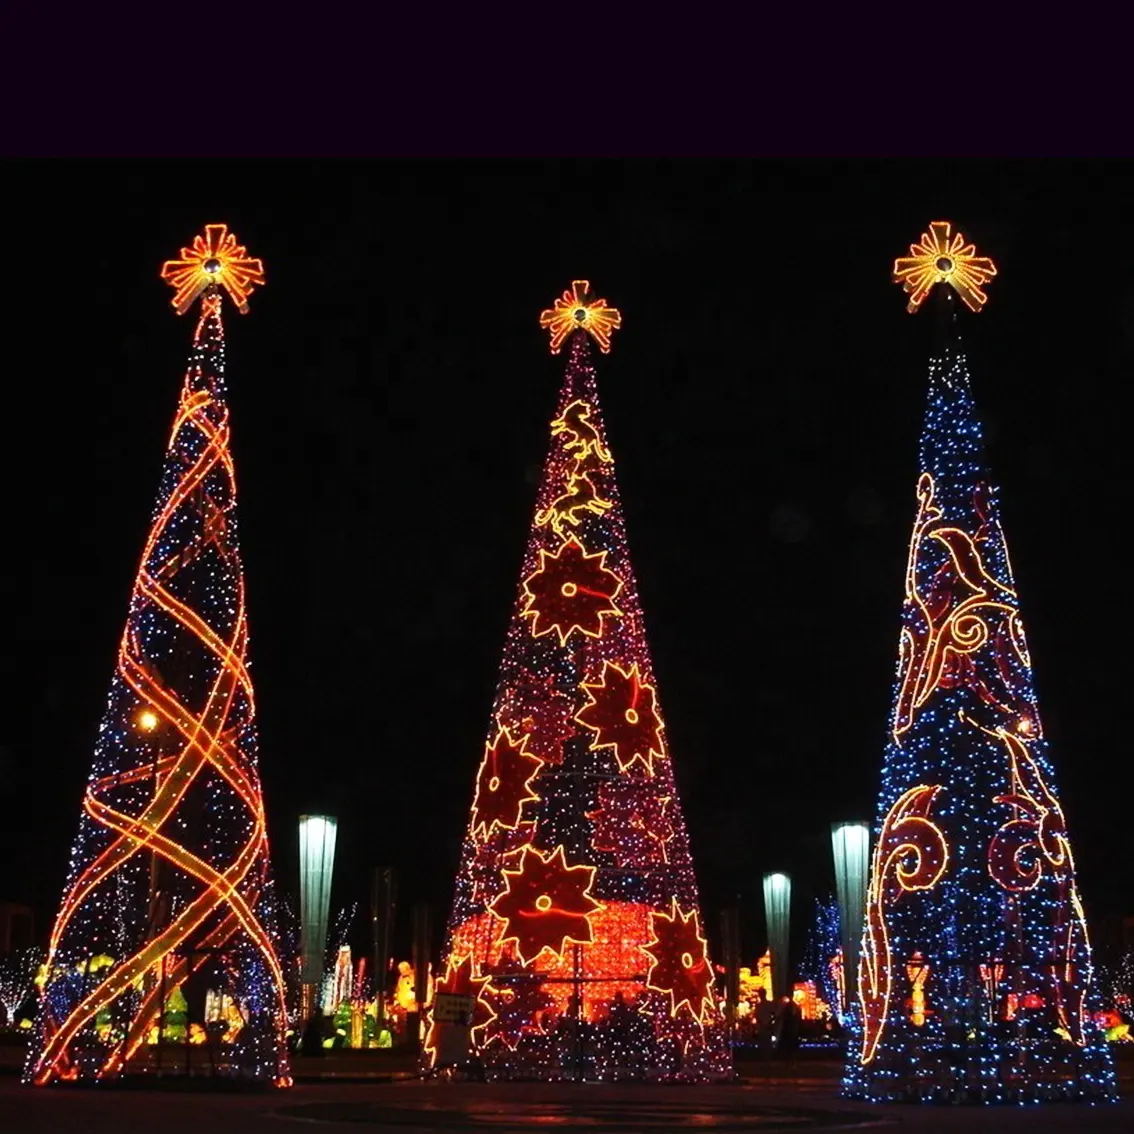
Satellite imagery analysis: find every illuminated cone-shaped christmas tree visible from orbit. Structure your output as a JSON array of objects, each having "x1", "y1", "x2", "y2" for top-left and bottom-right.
[
  {"x1": 28, "y1": 227, "x2": 290, "y2": 1087},
  {"x1": 844, "y1": 224, "x2": 1116, "y2": 1103},
  {"x1": 427, "y1": 283, "x2": 730, "y2": 1081}
]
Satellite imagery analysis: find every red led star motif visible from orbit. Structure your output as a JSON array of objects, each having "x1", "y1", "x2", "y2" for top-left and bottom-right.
[
  {"x1": 893, "y1": 220, "x2": 997, "y2": 314},
  {"x1": 588, "y1": 781, "x2": 674, "y2": 868},
  {"x1": 160, "y1": 224, "x2": 265, "y2": 315},
  {"x1": 521, "y1": 537, "x2": 623, "y2": 647},
  {"x1": 539, "y1": 280, "x2": 622, "y2": 354},
  {"x1": 423, "y1": 953, "x2": 495, "y2": 1067},
  {"x1": 470, "y1": 822, "x2": 536, "y2": 906},
  {"x1": 500, "y1": 673, "x2": 576, "y2": 765},
  {"x1": 471, "y1": 726, "x2": 544, "y2": 841},
  {"x1": 576, "y1": 661, "x2": 666, "y2": 775},
  {"x1": 642, "y1": 899, "x2": 714, "y2": 1024},
  {"x1": 490, "y1": 844, "x2": 603, "y2": 966}
]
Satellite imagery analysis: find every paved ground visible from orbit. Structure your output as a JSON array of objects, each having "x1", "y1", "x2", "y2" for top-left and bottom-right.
[{"x1": 1, "y1": 1075, "x2": 1131, "y2": 1134}]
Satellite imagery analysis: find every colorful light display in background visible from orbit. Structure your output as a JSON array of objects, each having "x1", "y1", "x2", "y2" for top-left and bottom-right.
[
  {"x1": 843, "y1": 228, "x2": 1116, "y2": 1103},
  {"x1": 428, "y1": 284, "x2": 731, "y2": 1081},
  {"x1": 27, "y1": 229, "x2": 290, "y2": 1087}
]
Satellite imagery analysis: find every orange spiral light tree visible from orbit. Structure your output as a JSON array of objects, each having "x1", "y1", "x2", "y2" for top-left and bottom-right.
[{"x1": 27, "y1": 226, "x2": 290, "y2": 1087}]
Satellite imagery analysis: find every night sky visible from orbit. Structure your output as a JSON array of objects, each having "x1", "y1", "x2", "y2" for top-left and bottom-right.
[{"x1": 2, "y1": 161, "x2": 1131, "y2": 964}]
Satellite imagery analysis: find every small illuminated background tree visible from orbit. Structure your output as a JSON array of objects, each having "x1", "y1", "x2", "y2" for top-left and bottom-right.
[
  {"x1": 427, "y1": 283, "x2": 730, "y2": 1081},
  {"x1": 844, "y1": 223, "x2": 1116, "y2": 1103},
  {"x1": 27, "y1": 226, "x2": 290, "y2": 1087}
]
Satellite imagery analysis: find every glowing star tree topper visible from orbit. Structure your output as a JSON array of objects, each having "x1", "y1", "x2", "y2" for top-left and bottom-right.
[
  {"x1": 539, "y1": 280, "x2": 622, "y2": 354},
  {"x1": 160, "y1": 223, "x2": 265, "y2": 315},
  {"x1": 893, "y1": 220, "x2": 997, "y2": 315}
]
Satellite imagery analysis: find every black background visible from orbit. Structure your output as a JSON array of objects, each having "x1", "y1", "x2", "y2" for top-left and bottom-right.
[{"x1": 2, "y1": 161, "x2": 1130, "y2": 964}]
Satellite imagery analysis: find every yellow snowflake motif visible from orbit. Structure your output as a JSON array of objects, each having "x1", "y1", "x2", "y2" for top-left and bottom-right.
[
  {"x1": 161, "y1": 224, "x2": 265, "y2": 315},
  {"x1": 539, "y1": 280, "x2": 622, "y2": 353},
  {"x1": 893, "y1": 221, "x2": 997, "y2": 314}
]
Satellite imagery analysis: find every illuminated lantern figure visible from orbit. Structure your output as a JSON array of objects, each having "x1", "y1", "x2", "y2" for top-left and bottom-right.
[
  {"x1": 905, "y1": 952, "x2": 930, "y2": 1027},
  {"x1": 428, "y1": 282, "x2": 730, "y2": 1081},
  {"x1": 28, "y1": 227, "x2": 289, "y2": 1087},
  {"x1": 845, "y1": 225, "x2": 1115, "y2": 1103}
]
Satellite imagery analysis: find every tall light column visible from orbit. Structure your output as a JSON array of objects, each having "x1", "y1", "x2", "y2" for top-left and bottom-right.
[
  {"x1": 299, "y1": 815, "x2": 337, "y2": 1021},
  {"x1": 831, "y1": 821, "x2": 870, "y2": 1018},
  {"x1": 762, "y1": 872, "x2": 792, "y2": 1004}
]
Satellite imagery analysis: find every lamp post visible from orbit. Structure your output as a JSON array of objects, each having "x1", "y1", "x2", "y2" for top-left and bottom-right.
[
  {"x1": 831, "y1": 820, "x2": 870, "y2": 1017},
  {"x1": 762, "y1": 872, "x2": 791, "y2": 1004},
  {"x1": 298, "y1": 815, "x2": 337, "y2": 1024}
]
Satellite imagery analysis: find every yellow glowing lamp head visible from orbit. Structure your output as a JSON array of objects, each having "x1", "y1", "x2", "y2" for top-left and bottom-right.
[
  {"x1": 161, "y1": 223, "x2": 265, "y2": 316},
  {"x1": 539, "y1": 280, "x2": 622, "y2": 354},
  {"x1": 893, "y1": 221, "x2": 997, "y2": 314},
  {"x1": 138, "y1": 710, "x2": 159, "y2": 732}
]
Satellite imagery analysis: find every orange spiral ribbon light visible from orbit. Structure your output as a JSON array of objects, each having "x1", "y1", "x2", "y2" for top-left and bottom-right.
[
  {"x1": 29, "y1": 233, "x2": 288, "y2": 1087},
  {"x1": 893, "y1": 221, "x2": 997, "y2": 314}
]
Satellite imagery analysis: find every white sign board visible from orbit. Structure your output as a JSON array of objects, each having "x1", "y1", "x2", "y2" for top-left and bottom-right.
[{"x1": 432, "y1": 992, "x2": 475, "y2": 1024}]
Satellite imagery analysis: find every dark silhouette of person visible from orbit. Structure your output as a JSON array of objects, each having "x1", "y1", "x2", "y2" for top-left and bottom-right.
[{"x1": 776, "y1": 994, "x2": 800, "y2": 1059}]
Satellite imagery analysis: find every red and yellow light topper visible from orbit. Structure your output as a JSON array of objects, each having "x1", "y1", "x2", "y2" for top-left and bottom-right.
[
  {"x1": 642, "y1": 899, "x2": 715, "y2": 1024},
  {"x1": 521, "y1": 535, "x2": 623, "y2": 646},
  {"x1": 161, "y1": 224, "x2": 265, "y2": 315},
  {"x1": 576, "y1": 661, "x2": 666, "y2": 776},
  {"x1": 893, "y1": 220, "x2": 997, "y2": 314},
  {"x1": 489, "y1": 844, "x2": 603, "y2": 966},
  {"x1": 539, "y1": 280, "x2": 622, "y2": 354},
  {"x1": 470, "y1": 725, "x2": 544, "y2": 841}
]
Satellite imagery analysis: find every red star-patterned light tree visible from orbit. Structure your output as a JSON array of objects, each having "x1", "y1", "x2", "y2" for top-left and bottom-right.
[{"x1": 428, "y1": 282, "x2": 730, "y2": 1081}]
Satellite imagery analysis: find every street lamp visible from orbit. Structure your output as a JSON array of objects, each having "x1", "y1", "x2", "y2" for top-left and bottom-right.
[
  {"x1": 298, "y1": 815, "x2": 337, "y2": 1022},
  {"x1": 831, "y1": 820, "x2": 870, "y2": 1017},
  {"x1": 762, "y1": 872, "x2": 791, "y2": 1004}
]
